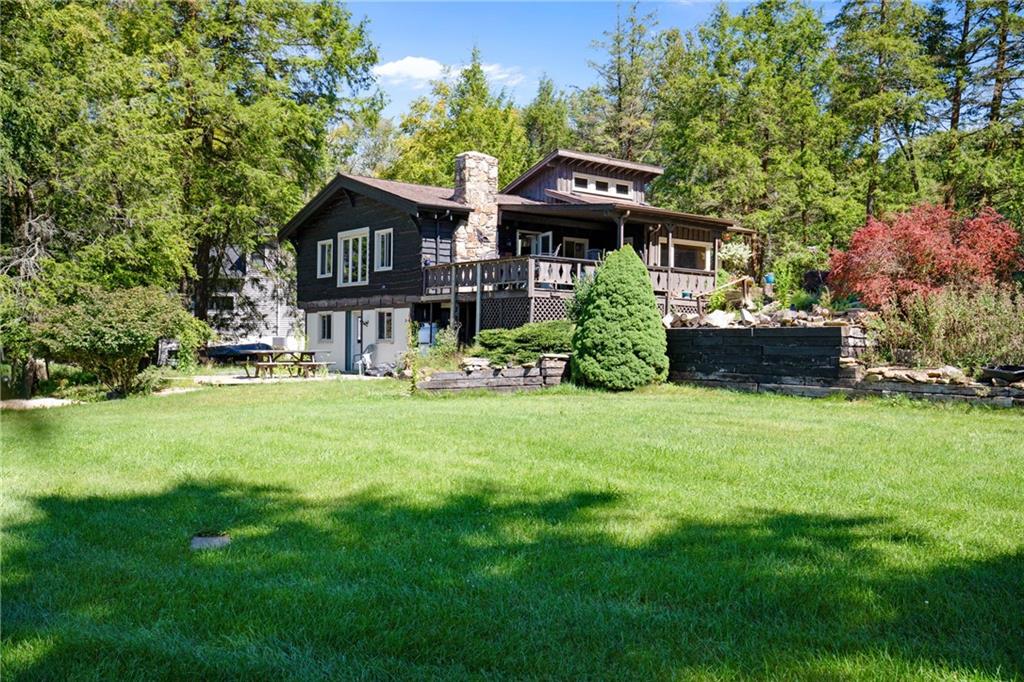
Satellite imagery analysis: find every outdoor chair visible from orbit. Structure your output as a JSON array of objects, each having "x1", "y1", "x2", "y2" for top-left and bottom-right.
[{"x1": 352, "y1": 344, "x2": 376, "y2": 375}]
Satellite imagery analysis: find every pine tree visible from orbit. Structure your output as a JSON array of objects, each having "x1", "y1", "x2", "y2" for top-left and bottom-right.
[
  {"x1": 831, "y1": 0, "x2": 944, "y2": 218},
  {"x1": 573, "y1": 2, "x2": 662, "y2": 162},
  {"x1": 523, "y1": 76, "x2": 572, "y2": 158},
  {"x1": 385, "y1": 49, "x2": 531, "y2": 188}
]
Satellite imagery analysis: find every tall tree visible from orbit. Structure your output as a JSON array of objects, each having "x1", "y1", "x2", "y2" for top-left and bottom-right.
[
  {"x1": 573, "y1": 2, "x2": 662, "y2": 162},
  {"x1": 0, "y1": 0, "x2": 380, "y2": 321},
  {"x1": 831, "y1": 0, "x2": 944, "y2": 218},
  {"x1": 522, "y1": 76, "x2": 572, "y2": 158},
  {"x1": 385, "y1": 49, "x2": 531, "y2": 188},
  {"x1": 656, "y1": 0, "x2": 860, "y2": 260}
]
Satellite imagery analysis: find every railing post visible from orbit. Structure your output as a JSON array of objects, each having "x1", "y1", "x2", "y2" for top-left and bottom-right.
[
  {"x1": 449, "y1": 263, "x2": 457, "y2": 325},
  {"x1": 474, "y1": 262, "x2": 482, "y2": 338}
]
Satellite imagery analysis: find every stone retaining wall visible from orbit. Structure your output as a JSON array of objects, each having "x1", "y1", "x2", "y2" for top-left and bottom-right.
[{"x1": 418, "y1": 354, "x2": 569, "y2": 393}]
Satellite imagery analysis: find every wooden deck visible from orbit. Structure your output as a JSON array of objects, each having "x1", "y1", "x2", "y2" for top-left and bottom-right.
[{"x1": 422, "y1": 256, "x2": 716, "y2": 304}]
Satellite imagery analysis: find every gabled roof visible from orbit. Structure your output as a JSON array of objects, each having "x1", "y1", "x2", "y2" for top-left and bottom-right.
[
  {"x1": 278, "y1": 173, "x2": 544, "y2": 240},
  {"x1": 502, "y1": 149, "x2": 664, "y2": 195}
]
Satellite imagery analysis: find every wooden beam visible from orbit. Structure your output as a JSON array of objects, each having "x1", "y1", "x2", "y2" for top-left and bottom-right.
[{"x1": 474, "y1": 262, "x2": 482, "y2": 338}]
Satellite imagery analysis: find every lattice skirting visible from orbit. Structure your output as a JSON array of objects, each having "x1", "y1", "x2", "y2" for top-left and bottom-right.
[
  {"x1": 480, "y1": 298, "x2": 531, "y2": 330},
  {"x1": 669, "y1": 299, "x2": 700, "y2": 316},
  {"x1": 531, "y1": 297, "x2": 568, "y2": 323}
]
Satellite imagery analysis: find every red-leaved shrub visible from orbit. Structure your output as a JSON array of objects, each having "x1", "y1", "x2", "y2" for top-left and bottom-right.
[{"x1": 829, "y1": 205, "x2": 1021, "y2": 308}]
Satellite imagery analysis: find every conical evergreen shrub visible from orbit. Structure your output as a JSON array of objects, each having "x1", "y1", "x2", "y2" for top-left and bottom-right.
[{"x1": 570, "y1": 245, "x2": 668, "y2": 389}]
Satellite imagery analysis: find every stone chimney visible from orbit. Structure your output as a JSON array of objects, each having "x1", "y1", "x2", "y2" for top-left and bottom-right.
[{"x1": 453, "y1": 151, "x2": 499, "y2": 261}]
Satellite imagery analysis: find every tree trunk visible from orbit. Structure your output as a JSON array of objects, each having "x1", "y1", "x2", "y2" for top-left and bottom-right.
[{"x1": 988, "y1": 0, "x2": 1009, "y2": 124}]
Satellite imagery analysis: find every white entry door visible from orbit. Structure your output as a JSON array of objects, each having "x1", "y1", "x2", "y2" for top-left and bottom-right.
[{"x1": 531, "y1": 232, "x2": 553, "y2": 256}]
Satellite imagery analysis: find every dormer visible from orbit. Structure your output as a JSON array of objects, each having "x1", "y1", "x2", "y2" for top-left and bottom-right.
[{"x1": 501, "y1": 149, "x2": 663, "y2": 205}]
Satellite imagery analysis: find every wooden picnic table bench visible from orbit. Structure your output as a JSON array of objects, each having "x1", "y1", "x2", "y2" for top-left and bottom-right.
[{"x1": 241, "y1": 350, "x2": 329, "y2": 378}]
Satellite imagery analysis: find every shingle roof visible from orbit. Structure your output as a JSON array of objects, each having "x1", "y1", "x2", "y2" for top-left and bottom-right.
[
  {"x1": 344, "y1": 174, "x2": 542, "y2": 209},
  {"x1": 502, "y1": 149, "x2": 664, "y2": 194}
]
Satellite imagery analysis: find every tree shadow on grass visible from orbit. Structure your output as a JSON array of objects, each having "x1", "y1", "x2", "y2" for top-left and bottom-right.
[{"x1": 3, "y1": 480, "x2": 1021, "y2": 679}]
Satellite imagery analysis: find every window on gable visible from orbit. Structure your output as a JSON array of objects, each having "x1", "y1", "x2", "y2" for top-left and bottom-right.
[
  {"x1": 377, "y1": 310, "x2": 393, "y2": 342},
  {"x1": 572, "y1": 172, "x2": 634, "y2": 200},
  {"x1": 317, "y1": 239, "x2": 333, "y2": 278},
  {"x1": 319, "y1": 313, "x2": 333, "y2": 341},
  {"x1": 375, "y1": 228, "x2": 393, "y2": 272},
  {"x1": 338, "y1": 228, "x2": 369, "y2": 286}
]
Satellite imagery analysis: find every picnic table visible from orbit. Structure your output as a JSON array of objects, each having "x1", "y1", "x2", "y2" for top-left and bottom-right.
[{"x1": 241, "y1": 349, "x2": 333, "y2": 379}]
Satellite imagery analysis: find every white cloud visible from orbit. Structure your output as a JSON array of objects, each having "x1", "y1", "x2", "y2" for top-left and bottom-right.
[
  {"x1": 374, "y1": 55, "x2": 525, "y2": 90},
  {"x1": 373, "y1": 56, "x2": 446, "y2": 89}
]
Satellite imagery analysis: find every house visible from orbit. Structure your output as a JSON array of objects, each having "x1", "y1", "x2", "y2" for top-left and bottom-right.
[
  {"x1": 204, "y1": 243, "x2": 303, "y2": 349},
  {"x1": 278, "y1": 149, "x2": 749, "y2": 371}
]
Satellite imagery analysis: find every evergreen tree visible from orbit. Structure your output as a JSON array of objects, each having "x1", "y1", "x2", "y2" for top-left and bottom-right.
[
  {"x1": 385, "y1": 49, "x2": 531, "y2": 188},
  {"x1": 523, "y1": 76, "x2": 572, "y2": 158},
  {"x1": 573, "y1": 2, "x2": 662, "y2": 161},
  {"x1": 656, "y1": 0, "x2": 860, "y2": 264},
  {"x1": 571, "y1": 246, "x2": 668, "y2": 390},
  {"x1": 831, "y1": 0, "x2": 944, "y2": 218}
]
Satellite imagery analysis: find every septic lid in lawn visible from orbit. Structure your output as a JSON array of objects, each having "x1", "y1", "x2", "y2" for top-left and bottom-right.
[{"x1": 190, "y1": 532, "x2": 231, "y2": 551}]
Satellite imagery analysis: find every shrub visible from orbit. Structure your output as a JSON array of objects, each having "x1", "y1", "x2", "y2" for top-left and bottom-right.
[
  {"x1": 566, "y1": 271, "x2": 596, "y2": 323},
  {"x1": 428, "y1": 323, "x2": 460, "y2": 363},
  {"x1": 830, "y1": 204, "x2": 1021, "y2": 309},
  {"x1": 35, "y1": 286, "x2": 209, "y2": 395},
  {"x1": 866, "y1": 283, "x2": 1024, "y2": 373},
  {"x1": 571, "y1": 246, "x2": 668, "y2": 390},
  {"x1": 706, "y1": 269, "x2": 732, "y2": 311},
  {"x1": 770, "y1": 248, "x2": 828, "y2": 306},
  {"x1": 719, "y1": 239, "x2": 752, "y2": 273},
  {"x1": 473, "y1": 320, "x2": 573, "y2": 365}
]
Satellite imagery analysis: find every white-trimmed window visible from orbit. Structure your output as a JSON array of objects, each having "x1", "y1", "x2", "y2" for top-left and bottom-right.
[
  {"x1": 516, "y1": 230, "x2": 553, "y2": 256},
  {"x1": 375, "y1": 228, "x2": 393, "y2": 272},
  {"x1": 657, "y1": 238, "x2": 712, "y2": 271},
  {"x1": 316, "y1": 239, "x2": 333, "y2": 278},
  {"x1": 319, "y1": 313, "x2": 333, "y2": 341},
  {"x1": 337, "y1": 228, "x2": 369, "y2": 286},
  {"x1": 572, "y1": 172, "x2": 633, "y2": 200},
  {"x1": 376, "y1": 310, "x2": 393, "y2": 343}
]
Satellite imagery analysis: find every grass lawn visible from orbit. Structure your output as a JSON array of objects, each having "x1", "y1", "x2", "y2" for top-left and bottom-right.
[{"x1": 3, "y1": 381, "x2": 1022, "y2": 680}]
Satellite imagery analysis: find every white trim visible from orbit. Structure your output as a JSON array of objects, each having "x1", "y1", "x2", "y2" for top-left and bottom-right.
[
  {"x1": 375, "y1": 308, "x2": 394, "y2": 343},
  {"x1": 657, "y1": 237, "x2": 712, "y2": 270},
  {"x1": 572, "y1": 172, "x2": 633, "y2": 200},
  {"x1": 374, "y1": 228, "x2": 393, "y2": 272},
  {"x1": 562, "y1": 237, "x2": 589, "y2": 259},
  {"x1": 515, "y1": 229, "x2": 540, "y2": 256},
  {"x1": 318, "y1": 312, "x2": 333, "y2": 342},
  {"x1": 337, "y1": 228, "x2": 369, "y2": 287},
  {"x1": 316, "y1": 239, "x2": 333, "y2": 279}
]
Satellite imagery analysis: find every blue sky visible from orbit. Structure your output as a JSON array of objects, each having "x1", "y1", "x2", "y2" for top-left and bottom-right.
[{"x1": 350, "y1": 1, "x2": 835, "y2": 119}]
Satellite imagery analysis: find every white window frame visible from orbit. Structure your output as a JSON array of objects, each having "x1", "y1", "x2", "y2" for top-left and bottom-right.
[
  {"x1": 337, "y1": 228, "x2": 369, "y2": 287},
  {"x1": 316, "y1": 239, "x2": 333, "y2": 279},
  {"x1": 572, "y1": 172, "x2": 634, "y2": 200},
  {"x1": 516, "y1": 230, "x2": 539, "y2": 256},
  {"x1": 562, "y1": 237, "x2": 590, "y2": 259},
  {"x1": 374, "y1": 228, "x2": 393, "y2": 272},
  {"x1": 657, "y1": 237, "x2": 712, "y2": 271},
  {"x1": 318, "y1": 312, "x2": 333, "y2": 342},
  {"x1": 376, "y1": 309, "x2": 394, "y2": 343}
]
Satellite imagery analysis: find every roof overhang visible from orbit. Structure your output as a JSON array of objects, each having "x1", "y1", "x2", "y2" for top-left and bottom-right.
[
  {"x1": 502, "y1": 149, "x2": 664, "y2": 195},
  {"x1": 278, "y1": 174, "x2": 470, "y2": 241},
  {"x1": 498, "y1": 202, "x2": 740, "y2": 233}
]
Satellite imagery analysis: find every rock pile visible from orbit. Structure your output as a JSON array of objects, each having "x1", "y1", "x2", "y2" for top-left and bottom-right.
[
  {"x1": 664, "y1": 303, "x2": 876, "y2": 330},
  {"x1": 862, "y1": 365, "x2": 971, "y2": 385}
]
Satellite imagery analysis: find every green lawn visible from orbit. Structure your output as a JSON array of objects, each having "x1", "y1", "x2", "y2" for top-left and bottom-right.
[{"x1": 3, "y1": 381, "x2": 1022, "y2": 680}]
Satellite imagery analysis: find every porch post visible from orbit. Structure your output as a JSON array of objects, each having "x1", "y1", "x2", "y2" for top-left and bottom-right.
[
  {"x1": 617, "y1": 216, "x2": 625, "y2": 248},
  {"x1": 474, "y1": 262, "x2": 482, "y2": 338},
  {"x1": 449, "y1": 263, "x2": 457, "y2": 327}
]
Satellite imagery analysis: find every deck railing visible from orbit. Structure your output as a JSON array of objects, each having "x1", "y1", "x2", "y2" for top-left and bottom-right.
[{"x1": 423, "y1": 256, "x2": 715, "y2": 300}]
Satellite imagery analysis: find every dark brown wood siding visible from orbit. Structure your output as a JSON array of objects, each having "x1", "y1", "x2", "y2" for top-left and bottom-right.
[
  {"x1": 293, "y1": 194, "x2": 422, "y2": 306},
  {"x1": 514, "y1": 162, "x2": 648, "y2": 204},
  {"x1": 418, "y1": 215, "x2": 460, "y2": 265}
]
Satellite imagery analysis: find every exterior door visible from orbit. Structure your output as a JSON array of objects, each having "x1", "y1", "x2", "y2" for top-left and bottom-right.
[
  {"x1": 346, "y1": 310, "x2": 362, "y2": 372},
  {"x1": 531, "y1": 232, "x2": 553, "y2": 256}
]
